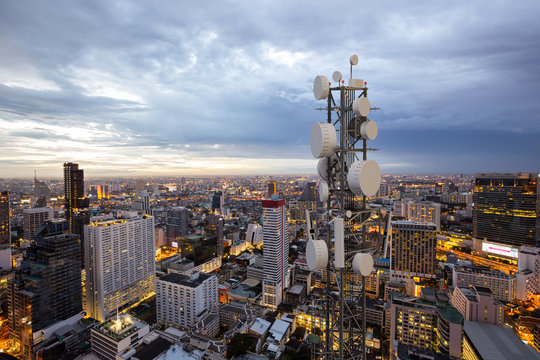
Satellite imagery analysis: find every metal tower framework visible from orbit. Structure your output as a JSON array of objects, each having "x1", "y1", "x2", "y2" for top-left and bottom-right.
[{"x1": 311, "y1": 63, "x2": 381, "y2": 360}]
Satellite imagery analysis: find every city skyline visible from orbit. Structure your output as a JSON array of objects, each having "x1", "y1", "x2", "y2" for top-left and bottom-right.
[{"x1": 1, "y1": 1, "x2": 539, "y2": 177}]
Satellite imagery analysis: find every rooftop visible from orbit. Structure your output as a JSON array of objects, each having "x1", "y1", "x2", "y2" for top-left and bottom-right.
[
  {"x1": 158, "y1": 272, "x2": 214, "y2": 288},
  {"x1": 464, "y1": 321, "x2": 540, "y2": 360},
  {"x1": 94, "y1": 315, "x2": 147, "y2": 342}
]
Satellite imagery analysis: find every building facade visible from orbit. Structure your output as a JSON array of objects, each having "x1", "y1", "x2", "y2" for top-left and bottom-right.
[
  {"x1": 8, "y1": 233, "x2": 82, "y2": 358},
  {"x1": 23, "y1": 207, "x2": 54, "y2": 242},
  {"x1": 452, "y1": 265, "x2": 516, "y2": 302},
  {"x1": 0, "y1": 191, "x2": 10, "y2": 270},
  {"x1": 156, "y1": 272, "x2": 218, "y2": 329},
  {"x1": 63, "y1": 162, "x2": 89, "y2": 234},
  {"x1": 390, "y1": 289, "x2": 463, "y2": 359},
  {"x1": 84, "y1": 215, "x2": 156, "y2": 322},
  {"x1": 451, "y1": 286, "x2": 504, "y2": 326},
  {"x1": 391, "y1": 221, "x2": 437, "y2": 280},
  {"x1": 262, "y1": 198, "x2": 289, "y2": 309},
  {"x1": 473, "y1": 173, "x2": 539, "y2": 247}
]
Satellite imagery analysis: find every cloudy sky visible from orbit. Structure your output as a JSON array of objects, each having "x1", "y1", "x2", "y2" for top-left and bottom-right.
[{"x1": 1, "y1": 0, "x2": 539, "y2": 178}]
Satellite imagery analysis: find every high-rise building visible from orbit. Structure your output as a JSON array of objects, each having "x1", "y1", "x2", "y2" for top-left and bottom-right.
[
  {"x1": 473, "y1": 173, "x2": 539, "y2": 247},
  {"x1": 396, "y1": 200, "x2": 441, "y2": 231},
  {"x1": 516, "y1": 246, "x2": 540, "y2": 301},
  {"x1": 206, "y1": 214, "x2": 223, "y2": 257},
  {"x1": 84, "y1": 215, "x2": 155, "y2": 322},
  {"x1": 180, "y1": 234, "x2": 217, "y2": 266},
  {"x1": 262, "y1": 198, "x2": 289, "y2": 309},
  {"x1": 166, "y1": 207, "x2": 189, "y2": 246},
  {"x1": 452, "y1": 265, "x2": 516, "y2": 302},
  {"x1": 156, "y1": 272, "x2": 218, "y2": 329},
  {"x1": 451, "y1": 286, "x2": 504, "y2": 326},
  {"x1": 0, "y1": 191, "x2": 10, "y2": 270},
  {"x1": 390, "y1": 289, "x2": 463, "y2": 359},
  {"x1": 63, "y1": 163, "x2": 88, "y2": 231},
  {"x1": 23, "y1": 207, "x2": 54, "y2": 242},
  {"x1": 268, "y1": 181, "x2": 277, "y2": 197},
  {"x1": 132, "y1": 190, "x2": 150, "y2": 215},
  {"x1": 391, "y1": 221, "x2": 437, "y2": 280},
  {"x1": 33, "y1": 171, "x2": 51, "y2": 204},
  {"x1": 211, "y1": 191, "x2": 224, "y2": 212},
  {"x1": 63, "y1": 162, "x2": 90, "y2": 265},
  {"x1": 96, "y1": 184, "x2": 109, "y2": 199},
  {"x1": 246, "y1": 223, "x2": 263, "y2": 248},
  {"x1": 7, "y1": 233, "x2": 81, "y2": 357},
  {"x1": 136, "y1": 179, "x2": 145, "y2": 191}
]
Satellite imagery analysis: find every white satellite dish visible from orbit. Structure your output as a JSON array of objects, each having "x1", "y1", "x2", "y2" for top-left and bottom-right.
[
  {"x1": 349, "y1": 54, "x2": 359, "y2": 66},
  {"x1": 352, "y1": 252, "x2": 374, "y2": 276},
  {"x1": 319, "y1": 181, "x2": 329, "y2": 203},
  {"x1": 317, "y1": 154, "x2": 341, "y2": 182},
  {"x1": 352, "y1": 97, "x2": 370, "y2": 117},
  {"x1": 347, "y1": 160, "x2": 381, "y2": 197},
  {"x1": 306, "y1": 239, "x2": 328, "y2": 271},
  {"x1": 360, "y1": 120, "x2": 378, "y2": 140},
  {"x1": 313, "y1": 75, "x2": 330, "y2": 100},
  {"x1": 310, "y1": 122, "x2": 337, "y2": 158},
  {"x1": 332, "y1": 71, "x2": 342, "y2": 83}
]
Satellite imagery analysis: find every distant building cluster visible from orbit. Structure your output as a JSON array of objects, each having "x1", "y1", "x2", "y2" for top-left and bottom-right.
[{"x1": 1, "y1": 170, "x2": 540, "y2": 359}]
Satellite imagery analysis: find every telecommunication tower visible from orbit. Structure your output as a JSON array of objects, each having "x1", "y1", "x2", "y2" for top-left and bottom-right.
[{"x1": 306, "y1": 55, "x2": 381, "y2": 359}]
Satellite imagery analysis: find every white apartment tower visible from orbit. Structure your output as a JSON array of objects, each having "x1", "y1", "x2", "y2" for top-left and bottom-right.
[
  {"x1": 262, "y1": 198, "x2": 289, "y2": 309},
  {"x1": 84, "y1": 214, "x2": 156, "y2": 321},
  {"x1": 156, "y1": 272, "x2": 218, "y2": 329},
  {"x1": 23, "y1": 207, "x2": 54, "y2": 241}
]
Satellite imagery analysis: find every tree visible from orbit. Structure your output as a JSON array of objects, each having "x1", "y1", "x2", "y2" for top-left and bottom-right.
[{"x1": 227, "y1": 333, "x2": 253, "y2": 359}]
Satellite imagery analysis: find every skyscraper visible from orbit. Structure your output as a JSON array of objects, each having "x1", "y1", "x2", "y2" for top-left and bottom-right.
[
  {"x1": 268, "y1": 181, "x2": 277, "y2": 197},
  {"x1": 166, "y1": 207, "x2": 189, "y2": 246},
  {"x1": 8, "y1": 233, "x2": 81, "y2": 357},
  {"x1": 391, "y1": 221, "x2": 437, "y2": 280},
  {"x1": 23, "y1": 207, "x2": 54, "y2": 242},
  {"x1": 0, "y1": 191, "x2": 11, "y2": 270},
  {"x1": 262, "y1": 198, "x2": 289, "y2": 309},
  {"x1": 211, "y1": 191, "x2": 224, "y2": 212},
  {"x1": 473, "y1": 173, "x2": 539, "y2": 247},
  {"x1": 206, "y1": 213, "x2": 224, "y2": 257},
  {"x1": 64, "y1": 162, "x2": 89, "y2": 230},
  {"x1": 84, "y1": 214, "x2": 155, "y2": 322}
]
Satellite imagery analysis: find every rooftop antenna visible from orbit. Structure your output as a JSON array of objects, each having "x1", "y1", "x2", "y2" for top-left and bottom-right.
[{"x1": 308, "y1": 54, "x2": 382, "y2": 360}]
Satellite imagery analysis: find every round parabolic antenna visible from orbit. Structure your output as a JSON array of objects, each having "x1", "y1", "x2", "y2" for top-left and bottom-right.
[
  {"x1": 306, "y1": 239, "x2": 328, "y2": 271},
  {"x1": 352, "y1": 252, "x2": 374, "y2": 276},
  {"x1": 319, "y1": 180, "x2": 329, "y2": 203},
  {"x1": 361, "y1": 120, "x2": 378, "y2": 140},
  {"x1": 353, "y1": 97, "x2": 370, "y2": 117},
  {"x1": 317, "y1": 158, "x2": 328, "y2": 181},
  {"x1": 313, "y1": 75, "x2": 330, "y2": 100},
  {"x1": 347, "y1": 160, "x2": 381, "y2": 197},
  {"x1": 350, "y1": 54, "x2": 359, "y2": 66},
  {"x1": 310, "y1": 122, "x2": 337, "y2": 158},
  {"x1": 332, "y1": 71, "x2": 342, "y2": 83}
]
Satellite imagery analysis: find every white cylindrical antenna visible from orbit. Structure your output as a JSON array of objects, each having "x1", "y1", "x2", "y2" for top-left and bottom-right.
[
  {"x1": 307, "y1": 239, "x2": 329, "y2": 271},
  {"x1": 310, "y1": 122, "x2": 338, "y2": 158},
  {"x1": 352, "y1": 252, "x2": 374, "y2": 276},
  {"x1": 334, "y1": 217, "x2": 344, "y2": 268}
]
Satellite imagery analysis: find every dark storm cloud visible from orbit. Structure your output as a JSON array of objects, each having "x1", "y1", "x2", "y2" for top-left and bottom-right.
[{"x1": 0, "y1": 0, "x2": 539, "y2": 176}]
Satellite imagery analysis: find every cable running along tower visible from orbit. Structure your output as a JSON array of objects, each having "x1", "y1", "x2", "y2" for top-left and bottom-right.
[{"x1": 306, "y1": 55, "x2": 381, "y2": 360}]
